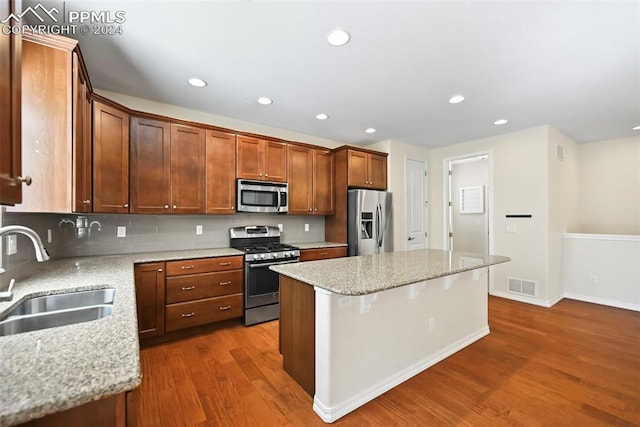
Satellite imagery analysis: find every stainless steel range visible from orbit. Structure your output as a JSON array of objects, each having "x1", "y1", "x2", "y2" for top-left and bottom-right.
[{"x1": 229, "y1": 225, "x2": 300, "y2": 326}]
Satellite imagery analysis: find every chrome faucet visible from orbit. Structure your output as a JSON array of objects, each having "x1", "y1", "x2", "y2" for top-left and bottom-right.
[
  {"x1": 0, "y1": 225, "x2": 50, "y2": 262},
  {"x1": 0, "y1": 226, "x2": 50, "y2": 301}
]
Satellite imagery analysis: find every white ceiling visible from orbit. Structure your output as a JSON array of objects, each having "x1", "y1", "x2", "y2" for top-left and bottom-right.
[{"x1": 25, "y1": 1, "x2": 640, "y2": 148}]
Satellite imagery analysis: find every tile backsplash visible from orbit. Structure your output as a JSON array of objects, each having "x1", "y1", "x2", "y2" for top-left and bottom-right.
[{"x1": 1, "y1": 209, "x2": 324, "y2": 286}]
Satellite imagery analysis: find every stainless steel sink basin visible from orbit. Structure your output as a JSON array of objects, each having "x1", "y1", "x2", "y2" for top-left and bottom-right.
[
  {"x1": 0, "y1": 305, "x2": 113, "y2": 336},
  {"x1": 0, "y1": 288, "x2": 116, "y2": 337},
  {"x1": 1, "y1": 288, "x2": 115, "y2": 319}
]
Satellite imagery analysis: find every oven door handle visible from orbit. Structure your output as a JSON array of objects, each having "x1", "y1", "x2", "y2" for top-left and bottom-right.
[{"x1": 248, "y1": 260, "x2": 298, "y2": 269}]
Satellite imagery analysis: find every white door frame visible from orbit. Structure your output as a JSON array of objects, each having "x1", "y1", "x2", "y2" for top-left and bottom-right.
[
  {"x1": 442, "y1": 150, "x2": 494, "y2": 256},
  {"x1": 405, "y1": 156, "x2": 428, "y2": 250}
]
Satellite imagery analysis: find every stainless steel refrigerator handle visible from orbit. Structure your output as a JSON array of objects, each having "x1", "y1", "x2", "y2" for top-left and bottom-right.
[
  {"x1": 375, "y1": 203, "x2": 382, "y2": 248},
  {"x1": 378, "y1": 203, "x2": 384, "y2": 247}
]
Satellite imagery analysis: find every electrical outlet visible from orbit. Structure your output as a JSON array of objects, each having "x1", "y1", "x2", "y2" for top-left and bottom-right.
[
  {"x1": 196, "y1": 225, "x2": 203, "y2": 235},
  {"x1": 7, "y1": 235, "x2": 17, "y2": 255},
  {"x1": 304, "y1": 224, "x2": 310, "y2": 232},
  {"x1": 116, "y1": 226, "x2": 126, "y2": 238},
  {"x1": 278, "y1": 224, "x2": 283, "y2": 232},
  {"x1": 47, "y1": 229, "x2": 52, "y2": 243}
]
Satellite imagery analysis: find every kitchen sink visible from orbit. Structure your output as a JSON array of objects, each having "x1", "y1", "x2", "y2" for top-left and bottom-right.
[
  {"x1": 0, "y1": 288, "x2": 116, "y2": 337},
  {"x1": 1, "y1": 288, "x2": 115, "y2": 319},
  {"x1": 0, "y1": 305, "x2": 113, "y2": 336}
]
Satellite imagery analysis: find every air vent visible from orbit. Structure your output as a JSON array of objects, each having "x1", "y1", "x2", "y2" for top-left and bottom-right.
[{"x1": 508, "y1": 277, "x2": 536, "y2": 297}]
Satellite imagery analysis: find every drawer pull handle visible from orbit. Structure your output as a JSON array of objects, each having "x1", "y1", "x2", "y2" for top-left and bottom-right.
[
  {"x1": 181, "y1": 312, "x2": 195, "y2": 318},
  {"x1": 181, "y1": 265, "x2": 195, "y2": 270},
  {"x1": 219, "y1": 262, "x2": 232, "y2": 266},
  {"x1": 320, "y1": 252, "x2": 329, "y2": 256},
  {"x1": 181, "y1": 286, "x2": 196, "y2": 291},
  {"x1": 219, "y1": 305, "x2": 232, "y2": 311},
  {"x1": 219, "y1": 281, "x2": 231, "y2": 286}
]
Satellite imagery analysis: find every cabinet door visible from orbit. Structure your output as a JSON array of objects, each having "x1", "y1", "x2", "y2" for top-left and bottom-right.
[
  {"x1": 264, "y1": 140, "x2": 287, "y2": 182},
  {"x1": 287, "y1": 145, "x2": 313, "y2": 214},
  {"x1": 72, "y1": 53, "x2": 92, "y2": 213},
  {"x1": 347, "y1": 150, "x2": 368, "y2": 187},
  {"x1": 93, "y1": 101, "x2": 129, "y2": 213},
  {"x1": 130, "y1": 117, "x2": 171, "y2": 214},
  {"x1": 313, "y1": 149, "x2": 335, "y2": 215},
  {"x1": 236, "y1": 135, "x2": 263, "y2": 180},
  {"x1": 170, "y1": 124, "x2": 205, "y2": 214},
  {"x1": 205, "y1": 130, "x2": 236, "y2": 214},
  {"x1": 134, "y1": 262, "x2": 165, "y2": 339},
  {"x1": 0, "y1": 0, "x2": 22, "y2": 206},
  {"x1": 368, "y1": 153, "x2": 388, "y2": 190}
]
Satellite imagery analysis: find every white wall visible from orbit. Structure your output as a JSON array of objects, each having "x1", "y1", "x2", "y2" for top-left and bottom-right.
[
  {"x1": 366, "y1": 139, "x2": 430, "y2": 251},
  {"x1": 563, "y1": 234, "x2": 640, "y2": 311},
  {"x1": 95, "y1": 89, "x2": 344, "y2": 149},
  {"x1": 574, "y1": 136, "x2": 640, "y2": 235}
]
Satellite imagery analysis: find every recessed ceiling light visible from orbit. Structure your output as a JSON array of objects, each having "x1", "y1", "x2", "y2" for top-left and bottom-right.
[
  {"x1": 327, "y1": 29, "x2": 351, "y2": 46},
  {"x1": 449, "y1": 95, "x2": 465, "y2": 104},
  {"x1": 188, "y1": 78, "x2": 207, "y2": 88},
  {"x1": 365, "y1": 128, "x2": 377, "y2": 134},
  {"x1": 257, "y1": 97, "x2": 273, "y2": 105},
  {"x1": 316, "y1": 113, "x2": 329, "y2": 120},
  {"x1": 494, "y1": 119, "x2": 508, "y2": 125},
  {"x1": 633, "y1": 125, "x2": 640, "y2": 130}
]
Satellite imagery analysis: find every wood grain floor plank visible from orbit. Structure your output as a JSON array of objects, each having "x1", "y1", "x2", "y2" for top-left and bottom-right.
[{"x1": 128, "y1": 297, "x2": 640, "y2": 426}]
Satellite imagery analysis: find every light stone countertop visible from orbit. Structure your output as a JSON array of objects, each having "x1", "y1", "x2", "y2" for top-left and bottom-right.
[
  {"x1": 271, "y1": 248, "x2": 510, "y2": 295},
  {"x1": 294, "y1": 242, "x2": 348, "y2": 250},
  {"x1": 0, "y1": 247, "x2": 244, "y2": 427}
]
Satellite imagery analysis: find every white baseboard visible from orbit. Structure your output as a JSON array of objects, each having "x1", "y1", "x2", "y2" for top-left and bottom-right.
[
  {"x1": 563, "y1": 292, "x2": 640, "y2": 312},
  {"x1": 490, "y1": 290, "x2": 562, "y2": 308},
  {"x1": 312, "y1": 326, "x2": 490, "y2": 423}
]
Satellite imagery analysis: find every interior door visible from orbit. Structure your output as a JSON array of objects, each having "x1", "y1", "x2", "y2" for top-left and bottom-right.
[{"x1": 406, "y1": 158, "x2": 427, "y2": 250}]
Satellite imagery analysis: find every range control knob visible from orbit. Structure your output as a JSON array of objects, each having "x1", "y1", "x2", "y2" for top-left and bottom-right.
[
  {"x1": 253, "y1": 254, "x2": 260, "y2": 261},
  {"x1": 260, "y1": 254, "x2": 267, "y2": 259}
]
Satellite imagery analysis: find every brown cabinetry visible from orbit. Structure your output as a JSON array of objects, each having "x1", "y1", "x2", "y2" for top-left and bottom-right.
[
  {"x1": 237, "y1": 136, "x2": 287, "y2": 182},
  {"x1": 299, "y1": 247, "x2": 347, "y2": 262},
  {"x1": 0, "y1": 0, "x2": 22, "y2": 206},
  {"x1": 93, "y1": 100, "x2": 130, "y2": 213},
  {"x1": 164, "y1": 256, "x2": 243, "y2": 333},
  {"x1": 347, "y1": 149, "x2": 387, "y2": 190},
  {"x1": 205, "y1": 130, "x2": 236, "y2": 214},
  {"x1": 10, "y1": 33, "x2": 90, "y2": 212},
  {"x1": 287, "y1": 145, "x2": 334, "y2": 215},
  {"x1": 130, "y1": 119, "x2": 205, "y2": 214},
  {"x1": 134, "y1": 262, "x2": 165, "y2": 339}
]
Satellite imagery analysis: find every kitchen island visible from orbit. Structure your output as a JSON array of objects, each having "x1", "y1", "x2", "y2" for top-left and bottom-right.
[{"x1": 271, "y1": 249, "x2": 510, "y2": 423}]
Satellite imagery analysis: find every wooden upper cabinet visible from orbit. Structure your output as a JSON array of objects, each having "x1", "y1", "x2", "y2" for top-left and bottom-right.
[
  {"x1": 237, "y1": 136, "x2": 287, "y2": 182},
  {"x1": 347, "y1": 149, "x2": 387, "y2": 190},
  {"x1": 0, "y1": 0, "x2": 22, "y2": 206},
  {"x1": 205, "y1": 130, "x2": 236, "y2": 214},
  {"x1": 130, "y1": 118, "x2": 171, "y2": 214},
  {"x1": 313, "y1": 149, "x2": 335, "y2": 214},
  {"x1": 170, "y1": 124, "x2": 205, "y2": 214},
  {"x1": 287, "y1": 145, "x2": 313, "y2": 214},
  {"x1": 72, "y1": 53, "x2": 92, "y2": 213},
  {"x1": 93, "y1": 101, "x2": 129, "y2": 213},
  {"x1": 287, "y1": 145, "x2": 334, "y2": 215}
]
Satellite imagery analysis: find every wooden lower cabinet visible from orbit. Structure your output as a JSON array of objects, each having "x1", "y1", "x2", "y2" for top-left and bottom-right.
[
  {"x1": 299, "y1": 247, "x2": 347, "y2": 262},
  {"x1": 19, "y1": 393, "x2": 125, "y2": 427},
  {"x1": 134, "y1": 262, "x2": 165, "y2": 339}
]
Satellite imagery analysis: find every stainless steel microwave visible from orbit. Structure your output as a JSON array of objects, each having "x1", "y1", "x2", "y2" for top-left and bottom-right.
[{"x1": 236, "y1": 179, "x2": 288, "y2": 213}]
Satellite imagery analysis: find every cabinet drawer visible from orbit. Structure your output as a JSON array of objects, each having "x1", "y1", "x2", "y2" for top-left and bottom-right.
[
  {"x1": 166, "y1": 256, "x2": 243, "y2": 276},
  {"x1": 166, "y1": 270, "x2": 243, "y2": 304},
  {"x1": 299, "y1": 247, "x2": 347, "y2": 262},
  {"x1": 165, "y1": 293, "x2": 243, "y2": 332}
]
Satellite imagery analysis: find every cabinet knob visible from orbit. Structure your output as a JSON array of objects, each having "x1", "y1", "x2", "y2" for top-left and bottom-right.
[
  {"x1": 16, "y1": 176, "x2": 32, "y2": 186},
  {"x1": 265, "y1": 174, "x2": 268, "y2": 177},
  {"x1": 172, "y1": 205, "x2": 177, "y2": 209},
  {"x1": 314, "y1": 208, "x2": 318, "y2": 211},
  {"x1": 157, "y1": 268, "x2": 163, "y2": 272},
  {"x1": 123, "y1": 203, "x2": 129, "y2": 208},
  {"x1": 83, "y1": 200, "x2": 91, "y2": 204},
  {"x1": 259, "y1": 173, "x2": 263, "y2": 177},
  {"x1": 231, "y1": 206, "x2": 234, "y2": 209},
  {"x1": 309, "y1": 208, "x2": 312, "y2": 212},
  {"x1": 164, "y1": 204, "x2": 169, "y2": 209}
]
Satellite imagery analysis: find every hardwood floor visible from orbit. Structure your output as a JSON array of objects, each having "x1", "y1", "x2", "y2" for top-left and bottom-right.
[{"x1": 127, "y1": 297, "x2": 640, "y2": 426}]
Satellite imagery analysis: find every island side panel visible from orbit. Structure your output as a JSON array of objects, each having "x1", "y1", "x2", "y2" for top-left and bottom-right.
[{"x1": 279, "y1": 275, "x2": 316, "y2": 396}]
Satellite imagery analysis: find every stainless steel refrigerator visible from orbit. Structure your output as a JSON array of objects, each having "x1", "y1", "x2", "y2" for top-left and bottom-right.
[{"x1": 347, "y1": 189, "x2": 393, "y2": 256}]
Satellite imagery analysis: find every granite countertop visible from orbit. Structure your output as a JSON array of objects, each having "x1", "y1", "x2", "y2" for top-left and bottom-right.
[
  {"x1": 294, "y1": 242, "x2": 347, "y2": 250},
  {"x1": 0, "y1": 247, "x2": 244, "y2": 427},
  {"x1": 271, "y1": 248, "x2": 510, "y2": 296}
]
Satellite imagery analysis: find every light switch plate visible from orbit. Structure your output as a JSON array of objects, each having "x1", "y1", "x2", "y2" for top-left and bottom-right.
[
  {"x1": 278, "y1": 224, "x2": 283, "y2": 232},
  {"x1": 196, "y1": 225, "x2": 203, "y2": 235},
  {"x1": 116, "y1": 226, "x2": 126, "y2": 238},
  {"x1": 47, "y1": 229, "x2": 52, "y2": 243},
  {"x1": 7, "y1": 235, "x2": 17, "y2": 255}
]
